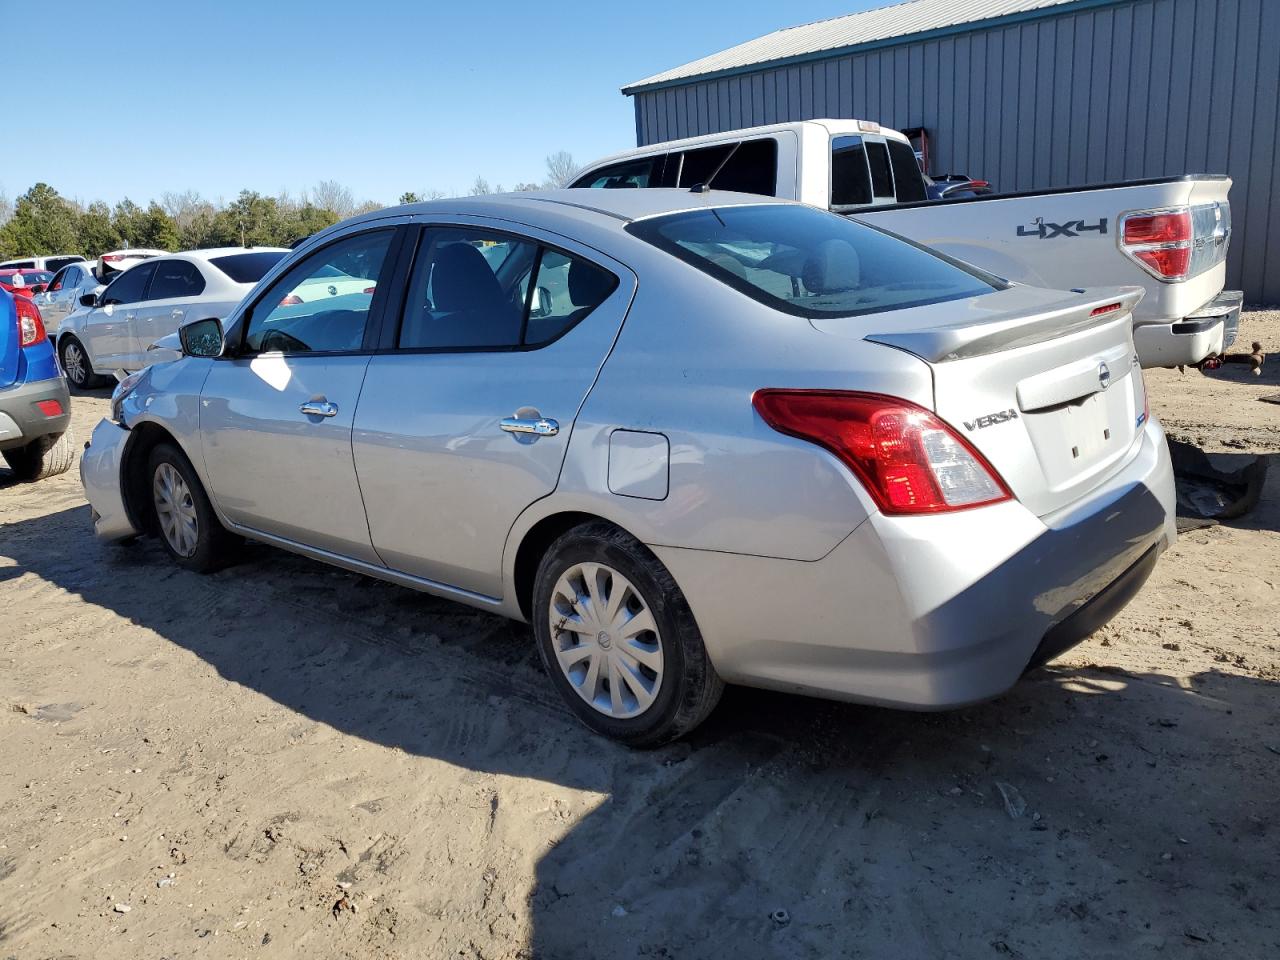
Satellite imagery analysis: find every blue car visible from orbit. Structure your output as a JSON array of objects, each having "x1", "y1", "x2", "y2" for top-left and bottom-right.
[{"x1": 0, "y1": 287, "x2": 74, "y2": 481}]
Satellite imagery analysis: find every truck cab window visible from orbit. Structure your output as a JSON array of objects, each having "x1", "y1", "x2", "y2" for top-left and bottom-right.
[{"x1": 831, "y1": 136, "x2": 872, "y2": 209}]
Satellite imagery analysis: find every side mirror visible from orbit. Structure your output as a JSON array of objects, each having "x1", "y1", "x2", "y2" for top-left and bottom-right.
[
  {"x1": 529, "y1": 285, "x2": 553, "y2": 319},
  {"x1": 178, "y1": 317, "x2": 224, "y2": 358},
  {"x1": 79, "y1": 293, "x2": 97, "y2": 307},
  {"x1": 30, "y1": 283, "x2": 47, "y2": 294}
]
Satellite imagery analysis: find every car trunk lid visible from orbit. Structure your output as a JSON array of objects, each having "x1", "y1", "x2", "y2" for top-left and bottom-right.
[{"x1": 818, "y1": 285, "x2": 1148, "y2": 517}]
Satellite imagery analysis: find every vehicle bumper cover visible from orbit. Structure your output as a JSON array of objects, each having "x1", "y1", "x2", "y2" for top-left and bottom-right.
[
  {"x1": 0, "y1": 376, "x2": 72, "y2": 451},
  {"x1": 652, "y1": 417, "x2": 1176, "y2": 709},
  {"x1": 80, "y1": 418, "x2": 140, "y2": 541},
  {"x1": 1133, "y1": 289, "x2": 1243, "y2": 367}
]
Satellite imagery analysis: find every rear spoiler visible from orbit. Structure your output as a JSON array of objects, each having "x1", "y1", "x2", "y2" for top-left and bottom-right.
[{"x1": 864, "y1": 287, "x2": 1145, "y2": 363}]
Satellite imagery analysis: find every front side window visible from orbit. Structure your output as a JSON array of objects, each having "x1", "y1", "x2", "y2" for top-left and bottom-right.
[
  {"x1": 709, "y1": 138, "x2": 778, "y2": 196},
  {"x1": 572, "y1": 157, "x2": 663, "y2": 189},
  {"x1": 244, "y1": 230, "x2": 393, "y2": 354},
  {"x1": 100, "y1": 262, "x2": 156, "y2": 306},
  {"x1": 677, "y1": 144, "x2": 734, "y2": 187},
  {"x1": 627, "y1": 203, "x2": 1001, "y2": 320},
  {"x1": 48, "y1": 268, "x2": 68, "y2": 292},
  {"x1": 399, "y1": 228, "x2": 617, "y2": 350},
  {"x1": 148, "y1": 260, "x2": 206, "y2": 300},
  {"x1": 831, "y1": 136, "x2": 871, "y2": 209}
]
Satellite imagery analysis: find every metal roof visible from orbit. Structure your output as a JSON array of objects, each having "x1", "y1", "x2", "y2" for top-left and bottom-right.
[{"x1": 623, "y1": 0, "x2": 1105, "y2": 93}]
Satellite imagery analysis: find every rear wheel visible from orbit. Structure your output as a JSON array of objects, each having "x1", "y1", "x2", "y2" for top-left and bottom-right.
[
  {"x1": 146, "y1": 443, "x2": 237, "y2": 572},
  {"x1": 532, "y1": 522, "x2": 723, "y2": 747},
  {"x1": 2, "y1": 427, "x2": 75, "y2": 481},
  {"x1": 59, "y1": 336, "x2": 107, "y2": 390}
]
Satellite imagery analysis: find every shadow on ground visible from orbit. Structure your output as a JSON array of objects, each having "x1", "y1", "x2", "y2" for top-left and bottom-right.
[{"x1": 2, "y1": 504, "x2": 1277, "y2": 957}]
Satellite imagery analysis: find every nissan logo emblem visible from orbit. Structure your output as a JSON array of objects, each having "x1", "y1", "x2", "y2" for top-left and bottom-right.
[{"x1": 1098, "y1": 361, "x2": 1111, "y2": 390}]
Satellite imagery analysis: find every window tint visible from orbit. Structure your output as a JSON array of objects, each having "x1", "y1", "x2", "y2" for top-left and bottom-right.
[
  {"x1": 210, "y1": 251, "x2": 288, "y2": 283},
  {"x1": 244, "y1": 230, "x2": 392, "y2": 354},
  {"x1": 677, "y1": 144, "x2": 734, "y2": 187},
  {"x1": 887, "y1": 139, "x2": 928, "y2": 203},
  {"x1": 148, "y1": 260, "x2": 206, "y2": 300},
  {"x1": 865, "y1": 141, "x2": 895, "y2": 198},
  {"x1": 398, "y1": 228, "x2": 617, "y2": 350},
  {"x1": 626, "y1": 204, "x2": 1001, "y2": 320},
  {"x1": 100, "y1": 262, "x2": 156, "y2": 305},
  {"x1": 831, "y1": 136, "x2": 871, "y2": 208},
  {"x1": 709, "y1": 138, "x2": 778, "y2": 196},
  {"x1": 572, "y1": 157, "x2": 663, "y2": 189}
]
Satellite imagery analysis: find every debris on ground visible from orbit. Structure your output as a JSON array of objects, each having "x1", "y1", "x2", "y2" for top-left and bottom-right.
[{"x1": 995, "y1": 782, "x2": 1027, "y2": 820}]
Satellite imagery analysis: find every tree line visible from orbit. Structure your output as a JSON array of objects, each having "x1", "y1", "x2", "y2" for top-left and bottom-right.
[{"x1": 0, "y1": 152, "x2": 580, "y2": 261}]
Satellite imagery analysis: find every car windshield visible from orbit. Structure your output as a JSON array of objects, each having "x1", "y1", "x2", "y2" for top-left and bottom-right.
[
  {"x1": 626, "y1": 204, "x2": 1003, "y2": 319},
  {"x1": 210, "y1": 251, "x2": 288, "y2": 284},
  {"x1": 1, "y1": 270, "x2": 53, "y2": 286}
]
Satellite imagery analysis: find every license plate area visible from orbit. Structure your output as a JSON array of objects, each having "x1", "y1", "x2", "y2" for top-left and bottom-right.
[{"x1": 1024, "y1": 389, "x2": 1132, "y2": 490}]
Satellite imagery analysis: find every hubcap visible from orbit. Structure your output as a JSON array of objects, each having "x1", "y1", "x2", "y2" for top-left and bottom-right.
[
  {"x1": 63, "y1": 342, "x2": 86, "y2": 385},
  {"x1": 549, "y1": 562, "x2": 663, "y2": 719},
  {"x1": 152, "y1": 462, "x2": 199, "y2": 558}
]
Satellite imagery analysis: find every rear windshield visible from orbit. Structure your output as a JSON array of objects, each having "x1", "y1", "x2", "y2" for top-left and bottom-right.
[
  {"x1": 210, "y1": 251, "x2": 288, "y2": 284},
  {"x1": 626, "y1": 204, "x2": 1002, "y2": 319}
]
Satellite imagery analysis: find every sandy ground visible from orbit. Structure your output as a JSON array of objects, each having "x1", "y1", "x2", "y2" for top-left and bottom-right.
[{"x1": 2, "y1": 313, "x2": 1278, "y2": 960}]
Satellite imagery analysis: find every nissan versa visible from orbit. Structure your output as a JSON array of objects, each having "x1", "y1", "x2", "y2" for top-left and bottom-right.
[{"x1": 80, "y1": 190, "x2": 1176, "y2": 746}]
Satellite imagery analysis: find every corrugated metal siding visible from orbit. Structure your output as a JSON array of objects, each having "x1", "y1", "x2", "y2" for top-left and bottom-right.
[{"x1": 631, "y1": 0, "x2": 1280, "y2": 304}]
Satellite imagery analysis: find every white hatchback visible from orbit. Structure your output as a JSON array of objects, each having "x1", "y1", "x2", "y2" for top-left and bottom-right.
[{"x1": 57, "y1": 247, "x2": 289, "y2": 388}]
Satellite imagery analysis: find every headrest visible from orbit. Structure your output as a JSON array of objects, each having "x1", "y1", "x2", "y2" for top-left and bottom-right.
[
  {"x1": 801, "y1": 239, "x2": 861, "y2": 295},
  {"x1": 432, "y1": 243, "x2": 503, "y2": 311},
  {"x1": 567, "y1": 259, "x2": 614, "y2": 306}
]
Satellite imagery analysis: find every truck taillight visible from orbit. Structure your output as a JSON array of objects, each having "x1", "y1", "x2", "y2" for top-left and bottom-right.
[
  {"x1": 1121, "y1": 208, "x2": 1193, "y2": 281},
  {"x1": 15, "y1": 296, "x2": 47, "y2": 347},
  {"x1": 752, "y1": 390, "x2": 1011, "y2": 515}
]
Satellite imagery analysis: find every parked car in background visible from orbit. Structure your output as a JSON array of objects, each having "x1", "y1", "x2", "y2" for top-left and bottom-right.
[
  {"x1": 31, "y1": 261, "x2": 102, "y2": 334},
  {"x1": 0, "y1": 288, "x2": 74, "y2": 481},
  {"x1": 0, "y1": 269, "x2": 54, "y2": 297},
  {"x1": 57, "y1": 247, "x2": 289, "y2": 388},
  {"x1": 0, "y1": 254, "x2": 86, "y2": 274},
  {"x1": 96, "y1": 248, "x2": 167, "y2": 283},
  {"x1": 925, "y1": 174, "x2": 994, "y2": 200},
  {"x1": 574, "y1": 119, "x2": 1241, "y2": 369},
  {"x1": 81, "y1": 191, "x2": 1175, "y2": 745}
]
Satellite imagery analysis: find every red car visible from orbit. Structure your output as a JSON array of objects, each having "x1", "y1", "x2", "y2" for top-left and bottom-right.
[{"x1": 0, "y1": 269, "x2": 54, "y2": 299}]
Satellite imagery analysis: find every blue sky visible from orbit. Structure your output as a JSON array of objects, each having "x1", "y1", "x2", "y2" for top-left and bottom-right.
[{"x1": 3, "y1": 0, "x2": 878, "y2": 207}]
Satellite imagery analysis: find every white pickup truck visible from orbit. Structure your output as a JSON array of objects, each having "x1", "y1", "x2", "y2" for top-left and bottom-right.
[{"x1": 572, "y1": 119, "x2": 1241, "y2": 368}]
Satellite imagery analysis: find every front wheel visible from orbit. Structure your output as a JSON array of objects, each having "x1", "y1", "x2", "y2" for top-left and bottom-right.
[
  {"x1": 59, "y1": 336, "x2": 106, "y2": 390},
  {"x1": 2, "y1": 427, "x2": 75, "y2": 481},
  {"x1": 147, "y1": 443, "x2": 238, "y2": 572},
  {"x1": 532, "y1": 522, "x2": 723, "y2": 747}
]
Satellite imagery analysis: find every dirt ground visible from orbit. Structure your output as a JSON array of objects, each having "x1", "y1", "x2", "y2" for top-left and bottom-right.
[{"x1": 2, "y1": 313, "x2": 1278, "y2": 960}]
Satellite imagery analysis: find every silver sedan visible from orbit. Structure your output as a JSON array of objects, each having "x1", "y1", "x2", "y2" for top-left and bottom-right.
[{"x1": 80, "y1": 190, "x2": 1176, "y2": 745}]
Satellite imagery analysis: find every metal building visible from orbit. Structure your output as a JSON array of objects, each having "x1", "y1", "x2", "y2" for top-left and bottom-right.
[{"x1": 622, "y1": 0, "x2": 1280, "y2": 303}]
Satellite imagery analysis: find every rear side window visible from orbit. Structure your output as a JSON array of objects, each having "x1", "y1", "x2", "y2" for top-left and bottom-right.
[
  {"x1": 210, "y1": 251, "x2": 288, "y2": 283},
  {"x1": 887, "y1": 139, "x2": 928, "y2": 203},
  {"x1": 626, "y1": 204, "x2": 1000, "y2": 319},
  {"x1": 148, "y1": 261, "x2": 206, "y2": 300},
  {"x1": 677, "y1": 144, "x2": 734, "y2": 187},
  {"x1": 865, "y1": 141, "x2": 894, "y2": 198},
  {"x1": 398, "y1": 228, "x2": 616, "y2": 351},
  {"x1": 707, "y1": 138, "x2": 778, "y2": 196},
  {"x1": 831, "y1": 136, "x2": 871, "y2": 208},
  {"x1": 100, "y1": 262, "x2": 157, "y2": 305}
]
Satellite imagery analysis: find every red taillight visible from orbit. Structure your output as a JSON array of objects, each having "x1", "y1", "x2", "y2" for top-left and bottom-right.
[
  {"x1": 362, "y1": 286, "x2": 376, "y2": 295},
  {"x1": 1121, "y1": 209, "x2": 1193, "y2": 280},
  {"x1": 1090, "y1": 302, "x2": 1123, "y2": 317},
  {"x1": 101, "y1": 253, "x2": 125, "y2": 263},
  {"x1": 752, "y1": 390, "x2": 1012, "y2": 515},
  {"x1": 15, "y1": 296, "x2": 47, "y2": 347},
  {"x1": 36, "y1": 399, "x2": 63, "y2": 417},
  {"x1": 279, "y1": 294, "x2": 303, "y2": 306}
]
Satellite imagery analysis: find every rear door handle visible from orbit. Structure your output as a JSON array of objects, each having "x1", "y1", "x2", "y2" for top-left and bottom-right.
[
  {"x1": 300, "y1": 401, "x2": 338, "y2": 418},
  {"x1": 500, "y1": 416, "x2": 559, "y2": 437}
]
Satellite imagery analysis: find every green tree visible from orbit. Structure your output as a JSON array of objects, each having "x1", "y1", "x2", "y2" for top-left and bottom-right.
[
  {"x1": 111, "y1": 199, "x2": 145, "y2": 248},
  {"x1": 398, "y1": 191, "x2": 420, "y2": 205},
  {"x1": 135, "y1": 203, "x2": 180, "y2": 250},
  {"x1": 76, "y1": 201, "x2": 122, "y2": 256},
  {"x1": 212, "y1": 191, "x2": 288, "y2": 247},
  {"x1": 0, "y1": 183, "x2": 80, "y2": 257}
]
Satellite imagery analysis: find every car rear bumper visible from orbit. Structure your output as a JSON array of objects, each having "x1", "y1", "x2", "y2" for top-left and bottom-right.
[
  {"x1": 653, "y1": 417, "x2": 1175, "y2": 709},
  {"x1": 1133, "y1": 289, "x2": 1243, "y2": 367},
  {"x1": 0, "y1": 376, "x2": 72, "y2": 451},
  {"x1": 80, "y1": 418, "x2": 140, "y2": 541}
]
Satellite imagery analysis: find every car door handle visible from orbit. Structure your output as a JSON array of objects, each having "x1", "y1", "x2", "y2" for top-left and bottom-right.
[
  {"x1": 300, "y1": 401, "x2": 339, "y2": 418},
  {"x1": 500, "y1": 416, "x2": 559, "y2": 437}
]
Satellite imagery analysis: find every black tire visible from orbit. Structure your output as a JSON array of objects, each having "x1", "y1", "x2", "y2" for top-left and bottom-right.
[
  {"x1": 59, "y1": 335, "x2": 107, "y2": 390},
  {"x1": 146, "y1": 442, "x2": 238, "y2": 573},
  {"x1": 532, "y1": 522, "x2": 724, "y2": 747},
  {"x1": 2, "y1": 426, "x2": 76, "y2": 481}
]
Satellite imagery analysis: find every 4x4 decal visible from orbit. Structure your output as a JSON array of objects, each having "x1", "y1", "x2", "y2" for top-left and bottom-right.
[{"x1": 1017, "y1": 217, "x2": 1108, "y2": 239}]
